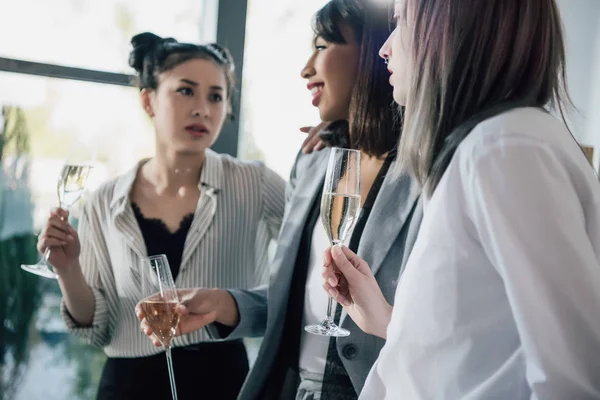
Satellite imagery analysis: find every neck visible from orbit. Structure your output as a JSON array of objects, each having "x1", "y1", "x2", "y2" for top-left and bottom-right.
[
  {"x1": 360, "y1": 150, "x2": 388, "y2": 164},
  {"x1": 146, "y1": 148, "x2": 205, "y2": 193}
]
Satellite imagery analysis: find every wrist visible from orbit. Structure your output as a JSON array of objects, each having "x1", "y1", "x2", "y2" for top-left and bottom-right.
[
  {"x1": 55, "y1": 260, "x2": 82, "y2": 281},
  {"x1": 214, "y1": 289, "x2": 240, "y2": 327},
  {"x1": 373, "y1": 301, "x2": 393, "y2": 339}
]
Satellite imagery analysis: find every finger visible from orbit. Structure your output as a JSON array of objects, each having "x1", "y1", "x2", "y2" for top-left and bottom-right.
[
  {"x1": 321, "y1": 265, "x2": 339, "y2": 287},
  {"x1": 135, "y1": 304, "x2": 145, "y2": 320},
  {"x1": 39, "y1": 237, "x2": 68, "y2": 250},
  {"x1": 175, "y1": 304, "x2": 190, "y2": 316},
  {"x1": 177, "y1": 311, "x2": 217, "y2": 335},
  {"x1": 314, "y1": 140, "x2": 326, "y2": 151},
  {"x1": 323, "y1": 282, "x2": 351, "y2": 307},
  {"x1": 149, "y1": 333, "x2": 162, "y2": 347},
  {"x1": 299, "y1": 126, "x2": 312, "y2": 133},
  {"x1": 47, "y1": 216, "x2": 72, "y2": 233},
  {"x1": 331, "y1": 244, "x2": 368, "y2": 280},
  {"x1": 140, "y1": 319, "x2": 153, "y2": 336},
  {"x1": 323, "y1": 247, "x2": 333, "y2": 266},
  {"x1": 302, "y1": 136, "x2": 321, "y2": 154},
  {"x1": 52, "y1": 207, "x2": 70, "y2": 221},
  {"x1": 44, "y1": 227, "x2": 71, "y2": 242},
  {"x1": 339, "y1": 245, "x2": 371, "y2": 273}
]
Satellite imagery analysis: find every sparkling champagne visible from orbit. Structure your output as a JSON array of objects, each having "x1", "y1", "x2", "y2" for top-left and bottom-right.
[
  {"x1": 57, "y1": 164, "x2": 92, "y2": 208},
  {"x1": 141, "y1": 300, "x2": 180, "y2": 346},
  {"x1": 321, "y1": 193, "x2": 361, "y2": 244}
]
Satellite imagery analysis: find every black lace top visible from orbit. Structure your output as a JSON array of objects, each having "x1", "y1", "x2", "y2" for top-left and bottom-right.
[{"x1": 131, "y1": 202, "x2": 194, "y2": 280}]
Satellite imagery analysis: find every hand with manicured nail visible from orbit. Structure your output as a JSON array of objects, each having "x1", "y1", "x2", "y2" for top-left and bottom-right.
[
  {"x1": 300, "y1": 121, "x2": 330, "y2": 154},
  {"x1": 36, "y1": 207, "x2": 81, "y2": 276},
  {"x1": 322, "y1": 244, "x2": 393, "y2": 339},
  {"x1": 135, "y1": 288, "x2": 239, "y2": 347}
]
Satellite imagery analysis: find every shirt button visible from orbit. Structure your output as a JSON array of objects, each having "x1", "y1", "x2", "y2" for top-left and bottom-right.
[{"x1": 342, "y1": 344, "x2": 357, "y2": 360}]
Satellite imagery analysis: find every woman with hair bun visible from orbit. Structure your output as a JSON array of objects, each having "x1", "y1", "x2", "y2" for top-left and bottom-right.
[{"x1": 36, "y1": 32, "x2": 286, "y2": 399}]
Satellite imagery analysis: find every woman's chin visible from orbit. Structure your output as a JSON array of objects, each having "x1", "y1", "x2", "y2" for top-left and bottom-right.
[{"x1": 392, "y1": 88, "x2": 406, "y2": 107}]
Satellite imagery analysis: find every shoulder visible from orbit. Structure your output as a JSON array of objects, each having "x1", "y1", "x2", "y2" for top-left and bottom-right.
[
  {"x1": 290, "y1": 148, "x2": 331, "y2": 180},
  {"x1": 85, "y1": 175, "x2": 122, "y2": 213},
  {"x1": 83, "y1": 163, "x2": 139, "y2": 216},
  {"x1": 454, "y1": 107, "x2": 583, "y2": 173},
  {"x1": 207, "y1": 150, "x2": 285, "y2": 196},
  {"x1": 210, "y1": 149, "x2": 265, "y2": 182}
]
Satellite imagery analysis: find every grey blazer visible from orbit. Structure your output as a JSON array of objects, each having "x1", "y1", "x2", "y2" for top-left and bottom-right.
[{"x1": 208, "y1": 149, "x2": 422, "y2": 399}]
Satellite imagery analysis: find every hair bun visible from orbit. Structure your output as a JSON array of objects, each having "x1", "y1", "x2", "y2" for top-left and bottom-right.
[{"x1": 129, "y1": 32, "x2": 165, "y2": 72}]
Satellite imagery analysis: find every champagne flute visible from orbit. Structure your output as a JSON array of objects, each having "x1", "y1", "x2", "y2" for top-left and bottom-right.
[
  {"x1": 305, "y1": 147, "x2": 361, "y2": 337},
  {"x1": 21, "y1": 141, "x2": 94, "y2": 279},
  {"x1": 140, "y1": 254, "x2": 180, "y2": 400}
]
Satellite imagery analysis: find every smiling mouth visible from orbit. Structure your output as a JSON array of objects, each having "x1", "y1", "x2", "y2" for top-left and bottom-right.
[{"x1": 309, "y1": 84, "x2": 324, "y2": 106}]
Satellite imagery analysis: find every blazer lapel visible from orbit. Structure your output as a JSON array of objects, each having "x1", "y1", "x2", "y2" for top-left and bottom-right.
[{"x1": 265, "y1": 150, "x2": 329, "y2": 333}]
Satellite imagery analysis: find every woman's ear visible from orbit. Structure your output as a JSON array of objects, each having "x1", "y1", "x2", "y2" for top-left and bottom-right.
[{"x1": 141, "y1": 88, "x2": 155, "y2": 117}]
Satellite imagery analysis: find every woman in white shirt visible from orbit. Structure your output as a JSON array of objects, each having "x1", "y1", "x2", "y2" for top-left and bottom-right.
[
  {"x1": 322, "y1": 0, "x2": 600, "y2": 399},
  {"x1": 36, "y1": 32, "x2": 285, "y2": 399}
]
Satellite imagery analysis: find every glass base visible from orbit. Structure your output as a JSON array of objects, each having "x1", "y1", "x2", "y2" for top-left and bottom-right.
[
  {"x1": 21, "y1": 263, "x2": 58, "y2": 279},
  {"x1": 305, "y1": 320, "x2": 350, "y2": 337}
]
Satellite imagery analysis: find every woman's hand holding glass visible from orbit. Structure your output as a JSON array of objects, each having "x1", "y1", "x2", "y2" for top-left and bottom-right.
[
  {"x1": 322, "y1": 244, "x2": 393, "y2": 339},
  {"x1": 36, "y1": 208, "x2": 81, "y2": 277},
  {"x1": 136, "y1": 287, "x2": 239, "y2": 347}
]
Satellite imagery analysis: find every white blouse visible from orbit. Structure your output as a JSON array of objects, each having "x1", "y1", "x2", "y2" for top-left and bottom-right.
[
  {"x1": 361, "y1": 108, "x2": 600, "y2": 399},
  {"x1": 61, "y1": 149, "x2": 286, "y2": 358}
]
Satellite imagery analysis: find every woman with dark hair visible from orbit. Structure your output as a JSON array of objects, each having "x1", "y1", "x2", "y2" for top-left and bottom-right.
[
  {"x1": 138, "y1": 0, "x2": 422, "y2": 399},
  {"x1": 324, "y1": 0, "x2": 600, "y2": 398},
  {"x1": 36, "y1": 32, "x2": 285, "y2": 399}
]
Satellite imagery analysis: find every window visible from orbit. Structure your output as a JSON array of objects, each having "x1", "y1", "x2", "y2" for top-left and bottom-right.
[
  {"x1": 239, "y1": 0, "x2": 330, "y2": 179},
  {"x1": 0, "y1": 0, "x2": 217, "y2": 73}
]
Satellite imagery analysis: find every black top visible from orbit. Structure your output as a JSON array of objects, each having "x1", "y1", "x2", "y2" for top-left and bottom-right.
[
  {"x1": 131, "y1": 202, "x2": 194, "y2": 280},
  {"x1": 96, "y1": 203, "x2": 250, "y2": 400}
]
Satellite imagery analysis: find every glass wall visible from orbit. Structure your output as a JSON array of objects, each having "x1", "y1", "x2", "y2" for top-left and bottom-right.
[{"x1": 0, "y1": 2, "x2": 214, "y2": 398}]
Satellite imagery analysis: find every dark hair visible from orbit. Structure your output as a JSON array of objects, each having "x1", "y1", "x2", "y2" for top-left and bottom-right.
[
  {"x1": 314, "y1": 0, "x2": 400, "y2": 158},
  {"x1": 397, "y1": 0, "x2": 571, "y2": 195},
  {"x1": 129, "y1": 32, "x2": 236, "y2": 116}
]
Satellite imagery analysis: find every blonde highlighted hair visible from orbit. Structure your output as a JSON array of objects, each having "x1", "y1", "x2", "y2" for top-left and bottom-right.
[{"x1": 397, "y1": 0, "x2": 571, "y2": 195}]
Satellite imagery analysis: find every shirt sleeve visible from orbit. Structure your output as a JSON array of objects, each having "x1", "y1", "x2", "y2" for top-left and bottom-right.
[
  {"x1": 260, "y1": 165, "x2": 286, "y2": 241},
  {"x1": 465, "y1": 135, "x2": 600, "y2": 399},
  {"x1": 60, "y1": 201, "x2": 113, "y2": 348}
]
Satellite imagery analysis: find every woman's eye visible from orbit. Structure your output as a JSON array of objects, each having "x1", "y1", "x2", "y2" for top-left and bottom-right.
[
  {"x1": 210, "y1": 93, "x2": 223, "y2": 103},
  {"x1": 177, "y1": 87, "x2": 194, "y2": 96}
]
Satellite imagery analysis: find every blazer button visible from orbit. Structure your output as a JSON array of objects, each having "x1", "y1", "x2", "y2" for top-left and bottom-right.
[{"x1": 342, "y1": 344, "x2": 357, "y2": 360}]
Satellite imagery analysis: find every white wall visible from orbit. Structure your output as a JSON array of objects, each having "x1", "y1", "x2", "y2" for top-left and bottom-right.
[{"x1": 557, "y1": 0, "x2": 600, "y2": 167}]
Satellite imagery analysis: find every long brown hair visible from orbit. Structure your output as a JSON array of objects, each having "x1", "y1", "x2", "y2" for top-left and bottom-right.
[
  {"x1": 314, "y1": 0, "x2": 400, "y2": 157},
  {"x1": 398, "y1": 0, "x2": 571, "y2": 194}
]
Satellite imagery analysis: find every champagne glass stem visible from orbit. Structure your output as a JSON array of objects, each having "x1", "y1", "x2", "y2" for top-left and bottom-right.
[
  {"x1": 324, "y1": 239, "x2": 342, "y2": 323},
  {"x1": 165, "y1": 347, "x2": 178, "y2": 400},
  {"x1": 43, "y1": 248, "x2": 52, "y2": 263},
  {"x1": 325, "y1": 298, "x2": 335, "y2": 323}
]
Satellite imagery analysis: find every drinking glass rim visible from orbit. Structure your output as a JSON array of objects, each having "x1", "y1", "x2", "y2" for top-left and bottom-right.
[
  {"x1": 331, "y1": 147, "x2": 360, "y2": 155},
  {"x1": 146, "y1": 254, "x2": 168, "y2": 262}
]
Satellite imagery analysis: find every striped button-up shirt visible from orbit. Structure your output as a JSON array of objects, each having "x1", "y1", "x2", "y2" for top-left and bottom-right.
[{"x1": 61, "y1": 149, "x2": 286, "y2": 358}]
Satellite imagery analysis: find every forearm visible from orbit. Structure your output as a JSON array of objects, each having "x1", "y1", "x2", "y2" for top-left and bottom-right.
[{"x1": 57, "y1": 261, "x2": 95, "y2": 326}]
